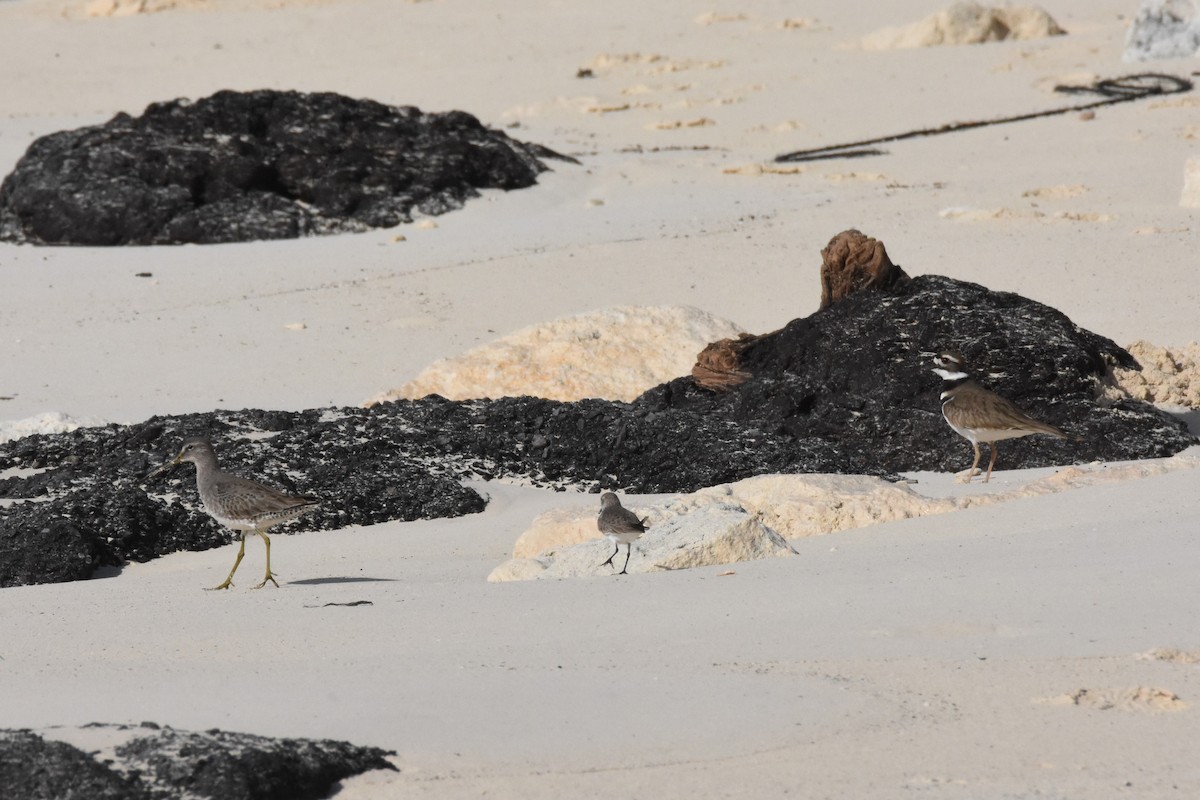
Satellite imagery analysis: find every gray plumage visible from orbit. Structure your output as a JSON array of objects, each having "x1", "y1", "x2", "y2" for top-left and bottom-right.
[
  {"x1": 597, "y1": 492, "x2": 647, "y2": 575},
  {"x1": 149, "y1": 438, "x2": 318, "y2": 589}
]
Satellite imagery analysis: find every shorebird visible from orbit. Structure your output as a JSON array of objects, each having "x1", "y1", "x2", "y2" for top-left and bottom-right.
[
  {"x1": 148, "y1": 438, "x2": 318, "y2": 589},
  {"x1": 597, "y1": 492, "x2": 647, "y2": 575},
  {"x1": 932, "y1": 351, "x2": 1069, "y2": 483}
]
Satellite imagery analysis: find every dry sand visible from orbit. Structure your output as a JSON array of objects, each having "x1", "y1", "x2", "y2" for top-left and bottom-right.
[{"x1": 1, "y1": 0, "x2": 1199, "y2": 797}]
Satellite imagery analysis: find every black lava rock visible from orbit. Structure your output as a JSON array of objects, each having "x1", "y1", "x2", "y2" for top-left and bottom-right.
[
  {"x1": 0, "y1": 410, "x2": 488, "y2": 588},
  {"x1": 0, "y1": 274, "x2": 1192, "y2": 588},
  {"x1": 0, "y1": 725, "x2": 396, "y2": 800},
  {"x1": 641, "y1": 273, "x2": 1194, "y2": 473},
  {"x1": 0, "y1": 89, "x2": 576, "y2": 245},
  {"x1": 0, "y1": 729, "x2": 150, "y2": 800}
]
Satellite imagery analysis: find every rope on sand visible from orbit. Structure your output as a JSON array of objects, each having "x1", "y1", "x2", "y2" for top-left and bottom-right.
[{"x1": 773, "y1": 73, "x2": 1194, "y2": 163}]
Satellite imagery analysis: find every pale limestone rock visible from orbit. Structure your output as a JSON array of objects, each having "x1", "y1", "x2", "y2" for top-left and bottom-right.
[
  {"x1": 366, "y1": 305, "x2": 744, "y2": 405},
  {"x1": 0, "y1": 412, "x2": 107, "y2": 445},
  {"x1": 507, "y1": 475, "x2": 962, "y2": 568},
  {"x1": 862, "y1": 3, "x2": 1065, "y2": 49},
  {"x1": 1109, "y1": 340, "x2": 1200, "y2": 407},
  {"x1": 693, "y1": 473, "x2": 961, "y2": 536},
  {"x1": 513, "y1": 505, "x2": 616, "y2": 558},
  {"x1": 487, "y1": 558, "x2": 549, "y2": 582},
  {"x1": 1182, "y1": 157, "x2": 1200, "y2": 209},
  {"x1": 1124, "y1": 0, "x2": 1200, "y2": 61},
  {"x1": 488, "y1": 503, "x2": 795, "y2": 582},
  {"x1": 494, "y1": 458, "x2": 1200, "y2": 581}
]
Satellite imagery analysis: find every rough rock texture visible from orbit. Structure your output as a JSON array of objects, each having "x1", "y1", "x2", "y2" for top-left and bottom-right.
[
  {"x1": 367, "y1": 305, "x2": 744, "y2": 405},
  {"x1": 0, "y1": 409, "x2": 487, "y2": 587},
  {"x1": 512, "y1": 504, "x2": 615, "y2": 559},
  {"x1": 501, "y1": 455, "x2": 1200, "y2": 578},
  {"x1": 0, "y1": 485, "x2": 207, "y2": 587},
  {"x1": 0, "y1": 724, "x2": 395, "y2": 800},
  {"x1": 0, "y1": 411, "x2": 107, "y2": 445},
  {"x1": 0, "y1": 89, "x2": 574, "y2": 245},
  {"x1": 1124, "y1": 0, "x2": 1200, "y2": 61},
  {"x1": 2, "y1": 267, "x2": 1194, "y2": 586},
  {"x1": 1111, "y1": 340, "x2": 1200, "y2": 407},
  {"x1": 488, "y1": 502, "x2": 796, "y2": 581},
  {"x1": 691, "y1": 332, "x2": 763, "y2": 390},
  {"x1": 0, "y1": 728, "x2": 150, "y2": 800},
  {"x1": 819, "y1": 228, "x2": 910, "y2": 309},
  {"x1": 658, "y1": 271, "x2": 1195, "y2": 475},
  {"x1": 698, "y1": 473, "x2": 956, "y2": 536},
  {"x1": 507, "y1": 476, "x2": 946, "y2": 562},
  {"x1": 114, "y1": 725, "x2": 395, "y2": 799},
  {"x1": 0, "y1": 398, "x2": 855, "y2": 587},
  {"x1": 862, "y1": 2, "x2": 1065, "y2": 49}
]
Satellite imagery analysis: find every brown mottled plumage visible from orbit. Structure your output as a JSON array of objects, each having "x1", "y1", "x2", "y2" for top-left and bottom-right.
[{"x1": 932, "y1": 351, "x2": 1068, "y2": 483}]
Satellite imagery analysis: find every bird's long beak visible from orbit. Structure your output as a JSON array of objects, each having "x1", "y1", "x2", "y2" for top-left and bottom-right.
[{"x1": 146, "y1": 453, "x2": 182, "y2": 481}]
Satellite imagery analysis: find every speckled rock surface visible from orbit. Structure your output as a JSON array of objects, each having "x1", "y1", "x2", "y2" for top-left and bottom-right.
[
  {"x1": 644, "y1": 273, "x2": 1195, "y2": 474},
  {"x1": 1, "y1": 274, "x2": 1192, "y2": 587},
  {"x1": 0, "y1": 724, "x2": 395, "y2": 800},
  {"x1": 0, "y1": 89, "x2": 574, "y2": 245}
]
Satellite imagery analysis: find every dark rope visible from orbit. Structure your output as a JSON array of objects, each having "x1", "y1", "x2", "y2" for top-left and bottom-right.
[{"x1": 774, "y1": 73, "x2": 1193, "y2": 164}]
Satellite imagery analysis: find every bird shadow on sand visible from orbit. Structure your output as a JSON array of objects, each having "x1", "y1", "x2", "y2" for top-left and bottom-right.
[
  {"x1": 288, "y1": 576, "x2": 399, "y2": 586},
  {"x1": 1165, "y1": 408, "x2": 1200, "y2": 438}
]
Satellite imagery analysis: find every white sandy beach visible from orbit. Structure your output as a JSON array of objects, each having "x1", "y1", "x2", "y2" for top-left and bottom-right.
[{"x1": 1, "y1": 0, "x2": 1199, "y2": 797}]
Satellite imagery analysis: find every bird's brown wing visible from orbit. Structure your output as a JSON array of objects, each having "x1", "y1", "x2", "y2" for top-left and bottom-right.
[
  {"x1": 620, "y1": 507, "x2": 647, "y2": 532},
  {"x1": 951, "y1": 384, "x2": 1067, "y2": 438},
  {"x1": 601, "y1": 505, "x2": 647, "y2": 535},
  {"x1": 210, "y1": 474, "x2": 318, "y2": 519}
]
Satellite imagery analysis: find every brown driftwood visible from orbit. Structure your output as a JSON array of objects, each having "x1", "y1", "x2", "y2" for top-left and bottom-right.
[
  {"x1": 692, "y1": 228, "x2": 911, "y2": 390},
  {"x1": 692, "y1": 332, "x2": 766, "y2": 391},
  {"x1": 819, "y1": 228, "x2": 909, "y2": 309}
]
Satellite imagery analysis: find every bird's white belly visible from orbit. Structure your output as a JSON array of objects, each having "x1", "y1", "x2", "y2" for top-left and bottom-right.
[
  {"x1": 969, "y1": 426, "x2": 1034, "y2": 443},
  {"x1": 204, "y1": 504, "x2": 257, "y2": 532},
  {"x1": 943, "y1": 410, "x2": 1032, "y2": 444}
]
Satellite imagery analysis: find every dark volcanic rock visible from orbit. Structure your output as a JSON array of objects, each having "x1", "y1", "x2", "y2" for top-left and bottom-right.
[
  {"x1": 647, "y1": 272, "x2": 1195, "y2": 473},
  {"x1": 115, "y1": 725, "x2": 396, "y2": 800},
  {"x1": 0, "y1": 729, "x2": 149, "y2": 800},
  {"x1": 0, "y1": 398, "x2": 861, "y2": 586},
  {"x1": 0, "y1": 274, "x2": 1193, "y2": 588},
  {"x1": 0, "y1": 409, "x2": 487, "y2": 587},
  {"x1": 0, "y1": 89, "x2": 576, "y2": 245},
  {"x1": 0, "y1": 724, "x2": 396, "y2": 800}
]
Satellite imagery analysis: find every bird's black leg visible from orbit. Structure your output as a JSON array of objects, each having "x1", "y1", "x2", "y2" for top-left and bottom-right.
[
  {"x1": 619, "y1": 543, "x2": 632, "y2": 575},
  {"x1": 600, "y1": 543, "x2": 619, "y2": 568}
]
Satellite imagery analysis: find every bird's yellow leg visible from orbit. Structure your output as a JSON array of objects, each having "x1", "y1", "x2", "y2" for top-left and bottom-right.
[
  {"x1": 208, "y1": 534, "x2": 246, "y2": 591},
  {"x1": 251, "y1": 530, "x2": 279, "y2": 589}
]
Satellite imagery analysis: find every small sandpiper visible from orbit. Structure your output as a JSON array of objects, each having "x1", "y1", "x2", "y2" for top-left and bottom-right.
[
  {"x1": 149, "y1": 438, "x2": 319, "y2": 589},
  {"x1": 597, "y1": 492, "x2": 647, "y2": 575},
  {"x1": 932, "y1": 351, "x2": 1070, "y2": 483}
]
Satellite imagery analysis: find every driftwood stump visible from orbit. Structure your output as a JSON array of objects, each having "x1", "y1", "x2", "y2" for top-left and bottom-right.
[
  {"x1": 819, "y1": 228, "x2": 909, "y2": 309},
  {"x1": 692, "y1": 228, "x2": 911, "y2": 390}
]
